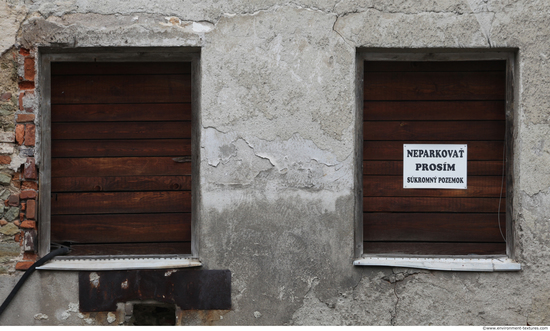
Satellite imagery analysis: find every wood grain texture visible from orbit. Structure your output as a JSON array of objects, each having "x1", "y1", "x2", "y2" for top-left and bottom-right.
[
  {"x1": 363, "y1": 197, "x2": 506, "y2": 213},
  {"x1": 51, "y1": 213, "x2": 191, "y2": 243},
  {"x1": 364, "y1": 101, "x2": 505, "y2": 121},
  {"x1": 364, "y1": 61, "x2": 506, "y2": 72},
  {"x1": 363, "y1": 141, "x2": 505, "y2": 160},
  {"x1": 52, "y1": 139, "x2": 191, "y2": 157},
  {"x1": 363, "y1": 213, "x2": 506, "y2": 242},
  {"x1": 364, "y1": 176, "x2": 505, "y2": 197},
  {"x1": 364, "y1": 121, "x2": 505, "y2": 141},
  {"x1": 52, "y1": 103, "x2": 191, "y2": 122},
  {"x1": 363, "y1": 160, "x2": 504, "y2": 176},
  {"x1": 364, "y1": 72, "x2": 505, "y2": 101},
  {"x1": 52, "y1": 157, "x2": 191, "y2": 177},
  {"x1": 52, "y1": 122, "x2": 191, "y2": 140},
  {"x1": 67, "y1": 242, "x2": 192, "y2": 255},
  {"x1": 51, "y1": 74, "x2": 191, "y2": 104},
  {"x1": 52, "y1": 62, "x2": 191, "y2": 75},
  {"x1": 363, "y1": 242, "x2": 506, "y2": 255},
  {"x1": 51, "y1": 191, "x2": 191, "y2": 215},
  {"x1": 52, "y1": 175, "x2": 191, "y2": 192}
]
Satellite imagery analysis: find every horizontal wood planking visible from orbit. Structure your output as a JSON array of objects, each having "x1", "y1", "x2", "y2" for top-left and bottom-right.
[
  {"x1": 363, "y1": 160, "x2": 504, "y2": 176},
  {"x1": 364, "y1": 176, "x2": 505, "y2": 197},
  {"x1": 363, "y1": 242, "x2": 506, "y2": 255},
  {"x1": 364, "y1": 101, "x2": 505, "y2": 121},
  {"x1": 364, "y1": 61, "x2": 506, "y2": 72},
  {"x1": 67, "y1": 242, "x2": 192, "y2": 256},
  {"x1": 363, "y1": 213, "x2": 506, "y2": 242},
  {"x1": 52, "y1": 62, "x2": 191, "y2": 75},
  {"x1": 52, "y1": 122, "x2": 191, "y2": 140},
  {"x1": 52, "y1": 157, "x2": 191, "y2": 177},
  {"x1": 364, "y1": 141, "x2": 505, "y2": 160},
  {"x1": 51, "y1": 213, "x2": 191, "y2": 243},
  {"x1": 52, "y1": 175, "x2": 191, "y2": 192},
  {"x1": 364, "y1": 72, "x2": 505, "y2": 101},
  {"x1": 364, "y1": 121, "x2": 504, "y2": 141},
  {"x1": 52, "y1": 103, "x2": 191, "y2": 122},
  {"x1": 51, "y1": 191, "x2": 191, "y2": 215},
  {"x1": 52, "y1": 139, "x2": 191, "y2": 158},
  {"x1": 51, "y1": 74, "x2": 191, "y2": 104},
  {"x1": 363, "y1": 197, "x2": 506, "y2": 213}
]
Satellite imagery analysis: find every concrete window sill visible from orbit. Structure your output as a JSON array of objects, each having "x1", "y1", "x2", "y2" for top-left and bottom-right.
[
  {"x1": 354, "y1": 256, "x2": 521, "y2": 272},
  {"x1": 36, "y1": 257, "x2": 202, "y2": 271}
]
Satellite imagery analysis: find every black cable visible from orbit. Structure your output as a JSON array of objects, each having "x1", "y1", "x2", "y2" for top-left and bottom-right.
[{"x1": 0, "y1": 245, "x2": 70, "y2": 317}]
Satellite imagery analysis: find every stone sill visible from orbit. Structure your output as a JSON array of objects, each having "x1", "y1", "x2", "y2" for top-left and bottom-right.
[
  {"x1": 354, "y1": 256, "x2": 521, "y2": 272},
  {"x1": 36, "y1": 256, "x2": 202, "y2": 271}
]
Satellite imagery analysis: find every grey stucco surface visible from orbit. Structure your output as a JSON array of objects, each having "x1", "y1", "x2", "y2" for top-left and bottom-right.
[{"x1": 1, "y1": 0, "x2": 550, "y2": 325}]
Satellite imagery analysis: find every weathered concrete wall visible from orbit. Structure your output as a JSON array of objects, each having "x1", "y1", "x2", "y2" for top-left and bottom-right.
[{"x1": 1, "y1": 0, "x2": 550, "y2": 325}]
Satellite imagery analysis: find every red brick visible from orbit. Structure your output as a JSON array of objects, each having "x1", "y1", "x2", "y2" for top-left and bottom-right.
[
  {"x1": 18, "y1": 92, "x2": 24, "y2": 111},
  {"x1": 17, "y1": 114, "x2": 35, "y2": 123},
  {"x1": 0, "y1": 219, "x2": 7, "y2": 226},
  {"x1": 21, "y1": 220, "x2": 35, "y2": 228},
  {"x1": 14, "y1": 231, "x2": 22, "y2": 242},
  {"x1": 25, "y1": 124, "x2": 35, "y2": 146},
  {"x1": 23, "y1": 252, "x2": 38, "y2": 261},
  {"x1": 24, "y1": 58, "x2": 35, "y2": 81},
  {"x1": 19, "y1": 48, "x2": 30, "y2": 56},
  {"x1": 11, "y1": 180, "x2": 20, "y2": 189},
  {"x1": 20, "y1": 190, "x2": 36, "y2": 199},
  {"x1": 21, "y1": 202, "x2": 25, "y2": 211},
  {"x1": 18, "y1": 81, "x2": 34, "y2": 90},
  {"x1": 16, "y1": 261, "x2": 34, "y2": 270},
  {"x1": 24, "y1": 158, "x2": 37, "y2": 180},
  {"x1": 13, "y1": 172, "x2": 20, "y2": 180},
  {"x1": 13, "y1": 220, "x2": 20, "y2": 226},
  {"x1": 8, "y1": 194, "x2": 19, "y2": 206},
  {"x1": 0, "y1": 155, "x2": 11, "y2": 164},
  {"x1": 15, "y1": 124, "x2": 25, "y2": 144},
  {"x1": 19, "y1": 212, "x2": 24, "y2": 222},
  {"x1": 21, "y1": 181, "x2": 38, "y2": 190},
  {"x1": 0, "y1": 92, "x2": 11, "y2": 101},
  {"x1": 26, "y1": 200, "x2": 35, "y2": 220}
]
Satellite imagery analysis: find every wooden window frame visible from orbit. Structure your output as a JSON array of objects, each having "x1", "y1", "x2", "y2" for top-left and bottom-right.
[
  {"x1": 37, "y1": 48, "x2": 202, "y2": 261},
  {"x1": 354, "y1": 50, "x2": 517, "y2": 265}
]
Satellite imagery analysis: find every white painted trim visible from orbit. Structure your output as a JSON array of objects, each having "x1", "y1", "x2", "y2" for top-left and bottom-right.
[
  {"x1": 354, "y1": 257, "x2": 521, "y2": 272},
  {"x1": 36, "y1": 257, "x2": 202, "y2": 271}
]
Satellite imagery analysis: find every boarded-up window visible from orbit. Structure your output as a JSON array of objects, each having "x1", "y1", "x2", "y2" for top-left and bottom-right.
[
  {"x1": 363, "y1": 60, "x2": 507, "y2": 255},
  {"x1": 49, "y1": 62, "x2": 192, "y2": 255}
]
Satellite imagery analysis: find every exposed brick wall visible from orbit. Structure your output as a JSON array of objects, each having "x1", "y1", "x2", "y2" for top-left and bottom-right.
[{"x1": 0, "y1": 47, "x2": 39, "y2": 274}]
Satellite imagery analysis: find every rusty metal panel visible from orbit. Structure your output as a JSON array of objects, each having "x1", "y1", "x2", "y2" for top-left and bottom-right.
[{"x1": 79, "y1": 269, "x2": 231, "y2": 312}]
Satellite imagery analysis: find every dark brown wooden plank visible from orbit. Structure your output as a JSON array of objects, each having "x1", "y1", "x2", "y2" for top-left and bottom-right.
[
  {"x1": 363, "y1": 197, "x2": 506, "y2": 213},
  {"x1": 52, "y1": 122, "x2": 191, "y2": 140},
  {"x1": 51, "y1": 74, "x2": 191, "y2": 104},
  {"x1": 364, "y1": 101, "x2": 505, "y2": 121},
  {"x1": 52, "y1": 103, "x2": 192, "y2": 122},
  {"x1": 364, "y1": 72, "x2": 505, "y2": 101},
  {"x1": 364, "y1": 141, "x2": 505, "y2": 160},
  {"x1": 67, "y1": 242, "x2": 191, "y2": 256},
  {"x1": 363, "y1": 242, "x2": 506, "y2": 255},
  {"x1": 51, "y1": 157, "x2": 191, "y2": 177},
  {"x1": 52, "y1": 175, "x2": 191, "y2": 192},
  {"x1": 364, "y1": 61, "x2": 506, "y2": 72},
  {"x1": 363, "y1": 176, "x2": 505, "y2": 197},
  {"x1": 52, "y1": 62, "x2": 191, "y2": 75},
  {"x1": 363, "y1": 213, "x2": 506, "y2": 242},
  {"x1": 52, "y1": 139, "x2": 191, "y2": 158},
  {"x1": 364, "y1": 121, "x2": 504, "y2": 141},
  {"x1": 51, "y1": 213, "x2": 191, "y2": 243},
  {"x1": 363, "y1": 160, "x2": 505, "y2": 176},
  {"x1": 51, "y1": 191, "x2": 191, "y2": 215}
]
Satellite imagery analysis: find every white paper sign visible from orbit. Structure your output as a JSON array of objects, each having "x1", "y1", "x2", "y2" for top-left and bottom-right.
[{"x1": 403, "y1": 144, "x2": 467, "y2": 189}]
